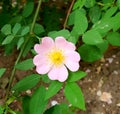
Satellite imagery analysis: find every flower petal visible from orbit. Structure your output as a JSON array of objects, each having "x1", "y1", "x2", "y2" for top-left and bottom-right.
[
  {"x1": 34, "y1": 37, "x2": 54, "y2": 54},
  {"x1": 33, "y1": 54, "x2": 47, "y2": 66},
  {"x1": 65, "y1": 60, "x2": 80, "y2": 72},
  {"x1": 48, "y1": 65, "x2": 68, "y2": 82},
  {"x1": 55, "y1": 37, "x2": 75, "y2": 50},
  {"x1": 65, "y1": 51, "x2": 80, "y2": 62},
  {"x1": 36, "y1": 64, "x2": 51, "y2": 74}
]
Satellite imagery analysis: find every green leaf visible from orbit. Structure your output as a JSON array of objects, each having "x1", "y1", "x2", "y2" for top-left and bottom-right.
[
  {"x1": 44, "y1": 103, "x2": 74, "y2": 114},
  {"x1": 22, "y1": 96, "x2": 31, "y2": 114},
  {"x1": 78, "y1": 44, "x2": 103, "y2": 62},
  {"x1": 22, "y1": 2, "x2": 34, "y2": 18},
  {"x1": 2, "y1": 34, "x2": 15, "y2": 45},
  {"x1": 82, "y1": 30, "x2": 103, "y2": 45},
  {"x1": 117, "y1": 0, "x2": 120, "y2": 9},
  {"x1": 111, "y1": 12, "x2": 120, "y2": 31},
  {"x1": 34, "y1": 23, "x2": 45, "y2": 35},
  {"x1": 73, "y1": 0, "x2": 86, "y2": 10},
  {"x1": 96, "y1": 40, "x2": 109, "y2": 53},
  {"x1": 103, "y1": 6, "x2": 118, "y2": 19},
  {"x1": 15, "y1": 59, "x2": 34, "y2": 70},
  {"x1": 106, "y1": 32, "x2": 120, "y2": 46},
  {"x1": 12, "y1": 74, "x2": 41, "y2": 93},
  {"x1": 29, "y1": 86, "x2": 48, "y2": 114},
  {"x1": 1, "y1": 24, "x2": 11, "y2": 35},
  {"x1": 64, "y1": 82, "x2": 85, "y2": 110},
  {"x1": 12, "y1": 23, "x2": 21, "y2": 35},
  {"x1": 45, "y1": 81, "x2": 63, "y2": 100},
  {"x1": 0, "y1": 68, "x2": 6, "y2": 78},
  {"x1": 89, "y1": 5, "x2": 101, "y2": 23},
  {"x1": 21, "y1": 26, "x2": 30, "y2": 36},
  {"x1": 68, "y1": 71, "x2": 86, "y2": 82},
  {"x1": 0, "y1": 106, "x2": 3, "y2": 114},
  {"x1": 92, "y1": 18, "x2": 112, "y2": 34},
  {"x1": 85, "y1": 0, "x2": 96, "y2": 8},
  {"x1": 68, "y1": 9, "x2": 88, "y2": 35},
  {"x1": 48, "y1": 29, "x2": 70, "y2": 40},
  {"x1": 17, "y1": 37, "x2": 24, "y2": 50}
]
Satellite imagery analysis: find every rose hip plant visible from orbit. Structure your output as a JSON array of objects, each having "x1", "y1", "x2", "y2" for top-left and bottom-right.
[{"x1": 0, "y1": 0, "x2": 120, "y2": 113}]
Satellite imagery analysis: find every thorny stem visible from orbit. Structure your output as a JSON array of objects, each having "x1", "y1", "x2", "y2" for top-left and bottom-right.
[
  {"x1": 5, "y1": 0, "x2": 42, "y2": 101},
  {"x1": 63, "y1": 0, "x2": 75, "y2": 29}
]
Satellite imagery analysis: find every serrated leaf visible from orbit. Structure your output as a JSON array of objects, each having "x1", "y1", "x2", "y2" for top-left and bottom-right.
[
  {"x1": 22, "y1": 2, "x2": 34, "y2": 18},
  {"x1": 21, "y1": 26, "x2": 30, "y2": 36},
  {"x1": 29, "y1": 86, "x2": 48, "y2": 114},
  {"x1": 78, "y1": 44, "x2": 103, "y2": 62},
  {"x1": 64, "y1": 82, "x2": 85, "y2": 110},
  {"x1": 15, "y1": 59, "x2": 34, "y2": 70},
  {"x1": 1, "y1": 24, "x2": 11, "y2": 35},
  {"x1": 12, "y1": 74, "x2": 41, "y2": 93},
  {"x1": 106, "y1": 32, "x2": 120, "y2": 46},
  {"x1": 45, "y1": 81, "x2": 63, "y2": 100},
  {"x1": 12, "y1": 23, "x2": 21, "y2": 35},
  {"x1": 82, "y1": 30, "x2": 103, "y2": 45},
  {"x1": 67, "y1": 71, "x2": 86, "y2": 82},
  {"x1": 2, "y1": 34, "x2": 14, "y2": 45},
  {"x1": 0, "y1": 68, "x2": 6, "y2": 78}
]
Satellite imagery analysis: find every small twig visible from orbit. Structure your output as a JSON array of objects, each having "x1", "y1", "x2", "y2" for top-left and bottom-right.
[{"x1": 63, "y1": 0, "x2": 75, "y2": 29}]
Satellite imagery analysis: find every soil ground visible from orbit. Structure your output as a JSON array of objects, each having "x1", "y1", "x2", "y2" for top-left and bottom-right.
[{"x1": 0, "y1": 47, "x2": 120, "y2": 114}]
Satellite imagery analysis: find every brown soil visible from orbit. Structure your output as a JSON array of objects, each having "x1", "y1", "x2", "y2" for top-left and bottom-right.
[{"x1": 0, "y1": 47, "x2": 120, "y2": 114}]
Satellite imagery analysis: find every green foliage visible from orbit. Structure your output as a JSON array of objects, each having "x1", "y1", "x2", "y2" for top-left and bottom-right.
[
  {"x1": 12, "y1": 74, "x2": 41, "y2": 94},
  {"x1": 106, "y1": 32, "x2": 120, "y2": 46},
  {"x1": 22, "y1": 2, "x2": 34, "y2": 18},
  {"x1": 67, "y1": 71, "x2": 86, "y2": 82},
  {"x1": 44, "y1": 103, "x2": 74, "y2": 114},
  {"x1": 29, "y1": 86, "x2": 48, "y2": 114},
  {"x1": 45, "y1": 81, "x2": 63, "y2": 100},
  {"x1": 22, "y1": 96, "x2": 31, "y2": 114},
  {"x1": 0, "y1": 68, "x2": 6, "y2": 78},
  {"x1": 1, "y1": 0, "x2": 120, "y2": 113},
  {"x1": 78, "y1": 44, "x2": 103, "y2": 62},
  {"x1": 15, "y1": 59, "x2": 34, "y2": 70},
  {"x1": 82, "y1": 30, "x2": 103, "y2": 45},
  {"x1": 64, "y1": 82, "x2": 85, "y2": 110}
]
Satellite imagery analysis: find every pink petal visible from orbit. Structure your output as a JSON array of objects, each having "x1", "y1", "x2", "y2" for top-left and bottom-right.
[
  {"x1": 48, "y1": 65, "x2": 68, "y2": 82},
  {"x1": 36, "y1": 64, "x2": 51, "y2": 74},
  {"x1": 65, "y1": 60, "x2": 80, "y2": 72},
  {"x1": 33, "y1": 54, "x2": 47, "y2": 66},
  {"x1": 65, "y1": 51, "x2": 80, "y2": 62},
  {"x1": 34, "y1": 37, "x2": 54, "y2": 54},
  {"x1": 55, "y1": 37, "x2": 76, "y2": 50}
]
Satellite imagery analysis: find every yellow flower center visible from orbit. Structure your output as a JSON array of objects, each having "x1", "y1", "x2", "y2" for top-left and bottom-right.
[{"x1": 48, "y1": 49, "x2": 65, "y2": 66}]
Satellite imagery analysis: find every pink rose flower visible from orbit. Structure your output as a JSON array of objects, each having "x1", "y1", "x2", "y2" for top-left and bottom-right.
[{"x1": 33, "y1": 37, "x2": 80, "y2": 82}]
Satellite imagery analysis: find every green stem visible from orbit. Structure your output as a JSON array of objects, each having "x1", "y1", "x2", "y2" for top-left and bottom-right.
[
  {"x1": 5, "y1": 0, "x2": 42, "y2": 101},
  {"x1": 30, "y1": 0, "x2": 42, "y2": 35}
]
